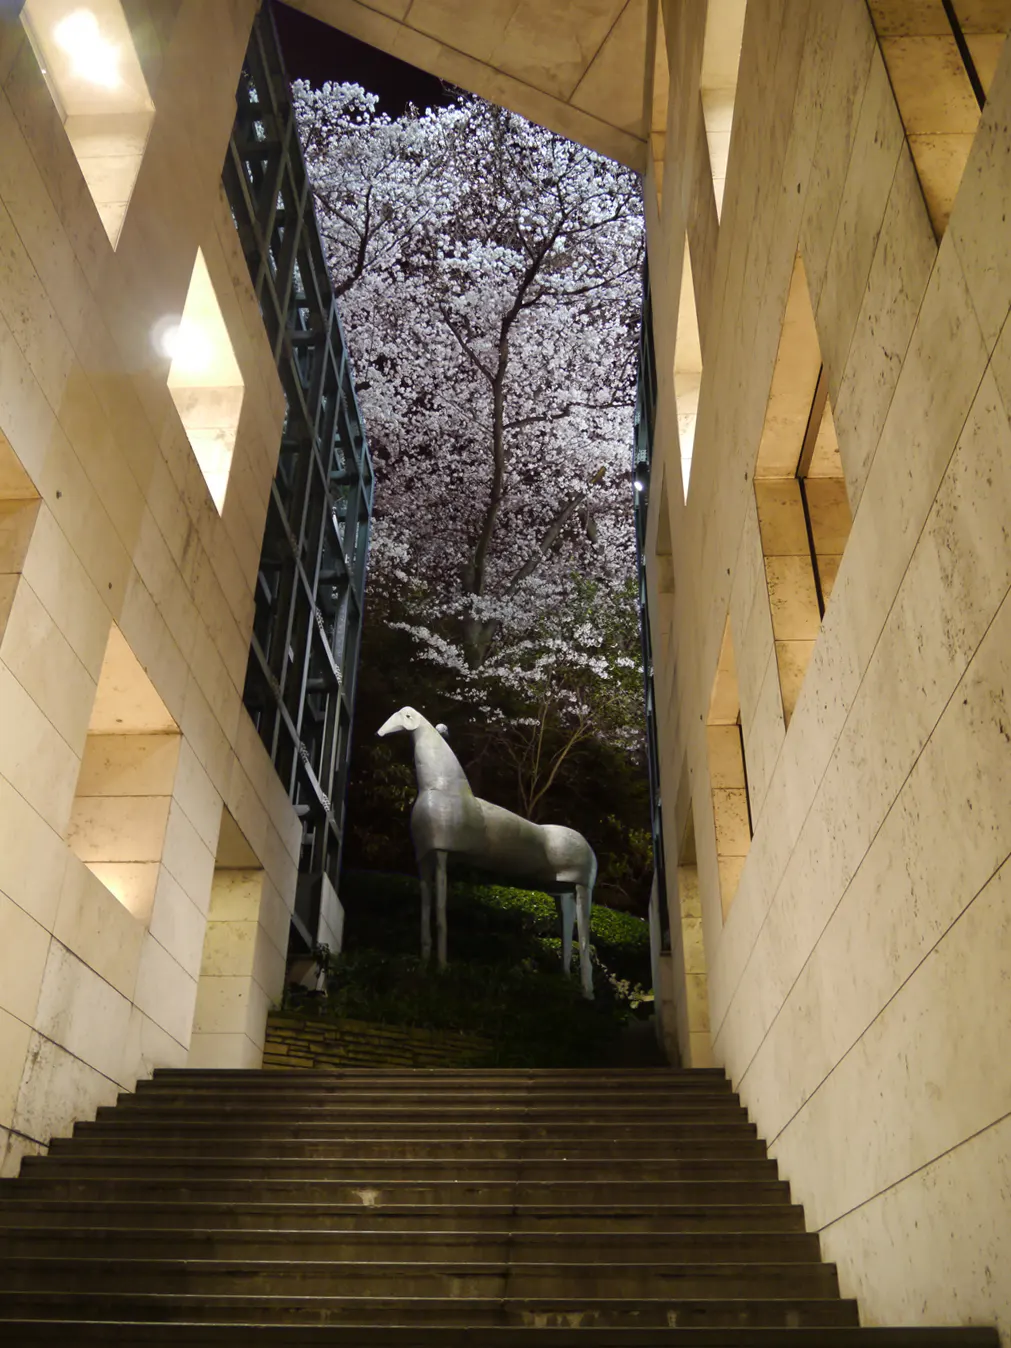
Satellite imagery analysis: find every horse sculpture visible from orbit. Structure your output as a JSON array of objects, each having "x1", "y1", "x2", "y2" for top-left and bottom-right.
[{"x1": 378, "y1": 706, "x2": 597, "y2": 998}]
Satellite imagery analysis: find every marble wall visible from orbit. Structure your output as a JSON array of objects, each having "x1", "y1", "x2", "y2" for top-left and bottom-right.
[
  {"x1": 646, "y1": 0, "x2": 1011, "y2": 1335},
  {"x1": 0, "y1": 1, "x2": 302, "y2": 1174}
]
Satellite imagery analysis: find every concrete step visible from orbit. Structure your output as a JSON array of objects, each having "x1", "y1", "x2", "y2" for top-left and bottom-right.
[
  {"x1": 49, "y1": 1135, "x2": 769, "y2": 1161},
  {"x1": 0, "y1": 1064, "x2": 993, "y2": 1344},
  {"x1": 116, "y1": 1094, "x2": 744, "y2": 1116},
  {"x1": 85, "y1": 1114, "x2": 759, "y2": 1140},
  {"x1": 0, "y1": 1290, "x2": 861, "y2": 1327},
  {"x1": 0, "y1": 1325, "x2": 999, "y2": 1347},
  {"x1": 152, "y1": 1067, "x2": 712, "y2": 1078},
  {"x1": 142, "y1": 1070, "x2": 729, "y2": 1092},
  {"x1": 0, "y1": 1227, "x2": 825, "y2": 1263},
  {"x1": 105, "y1": 1102, "x2": 749, "y2": 1126},
  {"x1": 0, "y1": 1256, "x2": 842, "y2": 1299},
  {"x1": 1, "y1": 1176, "x2": 795, "y2": 1206},
  {"x1": 119, "y1": 1086, "x2": 745, "y2": 1104},
  {"x1": 19, "y1": 1154, "x2": 780, "y2": 1183},
  {"x1": 0, "y1": 1200, "x2": 811, "y2": 1233}
]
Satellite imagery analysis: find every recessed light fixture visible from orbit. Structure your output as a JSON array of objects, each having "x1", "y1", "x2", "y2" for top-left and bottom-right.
[
  {"x1": 53, "y1": 9, "x2": 121, "y2": 89},
  {"x1": 159, "y1": 318, "x2": 215, "y2": 375}
]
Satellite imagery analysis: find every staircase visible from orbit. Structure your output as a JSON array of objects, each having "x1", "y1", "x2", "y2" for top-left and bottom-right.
[{"x1": 0, "y1": 1067, "x2": 997, "y2": 1345}]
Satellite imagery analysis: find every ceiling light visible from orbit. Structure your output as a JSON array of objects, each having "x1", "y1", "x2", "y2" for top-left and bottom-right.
[
  {"x1": 53, "y1": 9, "x2": 121, "y2": 89},
  {"x1": 634, "y1": 479, "x2": 644, "y2": 492}
]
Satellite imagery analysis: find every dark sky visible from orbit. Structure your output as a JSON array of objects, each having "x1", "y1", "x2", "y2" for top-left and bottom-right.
[{"x1": 273, "y1": 2, "x2": 456, "y2": 115}]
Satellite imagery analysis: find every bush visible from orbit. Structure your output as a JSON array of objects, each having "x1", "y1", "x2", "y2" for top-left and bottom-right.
[
  {"x1": 301, "y1": 948, "x2": 631, "y2": 1067},
  {"x1": 287, "y1": 871, "x2": 662, "y2": 1066},
  {"x1": 588, "y1": 903, "x2": 651, "y2": 989},
  {"x1": 336, "y1": 869, "x2": 653, "y2": 1011}
]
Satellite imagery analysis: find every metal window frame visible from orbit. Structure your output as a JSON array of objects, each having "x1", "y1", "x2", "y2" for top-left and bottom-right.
[
  {"x1": 632, "y1": 265, "x2": 670, "y2": 950},
  {"x1": 222, "y1": 3, "x2": 374, "y2": 952}
]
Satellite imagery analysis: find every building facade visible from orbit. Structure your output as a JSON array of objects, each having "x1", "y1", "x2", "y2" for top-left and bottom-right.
[{"x1": 0, "y1": 0, "x2": 1009, "y2": 1337}]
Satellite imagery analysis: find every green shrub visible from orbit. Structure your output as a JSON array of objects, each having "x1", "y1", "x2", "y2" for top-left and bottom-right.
[
  {"x1": 303, "y1": 948, "x2": 631, "y2": 1068},
  {"x1": 329, "y1": 869, "x2": 655, "y2": 1055},
  {"x1": 588, "y1": 904, "x2": 651, "y2": 988}
]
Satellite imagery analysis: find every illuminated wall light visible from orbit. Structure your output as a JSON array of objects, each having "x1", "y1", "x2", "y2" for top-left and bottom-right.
[
  {"x1": 53, "y1": 8, "x2": 121, "y2": 88},
  {"x1": 160, "y1": 319, "x2": 215, "y2": 377}
]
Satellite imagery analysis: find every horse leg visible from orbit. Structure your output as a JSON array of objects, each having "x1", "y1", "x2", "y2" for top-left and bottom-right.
[
  {"x1": 560, "y1": 891, "x2": 575, "y2": 977},
  {"x1": 420, "y1": 855, "x2": 433, "y2": 965},
  {"x1": 576, "y1": 883, "x2": 593, "y2": 1000},
  {"x1": 435, "y1": 850, "x2": 448, "y2": 969}
]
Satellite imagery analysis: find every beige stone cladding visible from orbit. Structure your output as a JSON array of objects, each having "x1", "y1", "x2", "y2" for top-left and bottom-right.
[
  {"x1": 0, "y1": 1, "x2": 302, "y2": 1175},
  {"x1": 645, "y1": 0, "x2": 1011, "y2": 1336},
  {"x1": 189, "y1": 810, "x2": 293, "y2": 1070},
  {"x1": 284, "y1": 0, "x2": 649, "y2": 169}
]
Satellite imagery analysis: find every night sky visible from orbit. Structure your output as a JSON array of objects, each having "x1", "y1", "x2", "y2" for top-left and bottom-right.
[{"x1": 273, "y1": 2, "x2": 457, "y2": 115}]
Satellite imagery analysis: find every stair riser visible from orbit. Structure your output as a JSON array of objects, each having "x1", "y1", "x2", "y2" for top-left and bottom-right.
[
  {"x1": 101, "y1": 1107, "x2": 749, "y2": 1128},
  {"x1": 19, "y1": 1160, "x2": 780, "y2": 1185},
  {"x1": 250, "y1": 1073, "x2": 707, "y2": 1081},
  {"x1": 0, "y1": 1293, "x2": 861, "y2": 1328},
  {"x1": 0, "y1": 1178, "x2": 795, "y2": 1205},
  {"x1": 0, "y1": 1327, "x2": 999, "y2": 1348},
  {"x1": 113, "y1": 1106, "x2": 744, "y2": 1125},
  {"x1": 129, "y1": 1090, "x2": 737, "y2": 1105},
  {"x1": 0, "y1": 1233, "x2": 824, "y2": 1262},
  {"x1": 86, "y1": 1117, "x2": 758, "y2": 1139},
  {"x1": 136, "y1": 1083, "x2": 733, "y2": 1096},
  {"x1": 0, "y1": 1203, "x2": 810, "y2": 1233},
  {"x1": 154, "y1": 1068, "x2": 714, "y2": 1078},
  {"x1": 50, "y1": 1138, "x2": 768, "y2": 1161},
  {"x1": 136, "y1": 1081, "x2": 732, "y2": 1095},
  {"x1": 0, "y1": 1265, "x2": 842, "y2": 1299}
]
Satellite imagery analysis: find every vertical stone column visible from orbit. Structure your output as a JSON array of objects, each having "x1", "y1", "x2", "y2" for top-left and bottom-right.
[
  {"x1": 670, "y1": 863, "x2": 712, "y2": 1067},
  {"x1": 0, "y1": 437, "x2": 44, "y2": 1173},
  {"x1": 189, "y1": 812, "x2": 289, "y2": 1068}
]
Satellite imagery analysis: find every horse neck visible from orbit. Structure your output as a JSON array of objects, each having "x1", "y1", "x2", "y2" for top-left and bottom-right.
[{"x1": 412, "y1": 725, "x2": 471, "y2": 795}]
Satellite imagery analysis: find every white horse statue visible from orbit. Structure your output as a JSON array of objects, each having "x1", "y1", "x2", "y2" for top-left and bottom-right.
[{"x1": 378, "y1": 706, "x2": 597, "y2": 997}]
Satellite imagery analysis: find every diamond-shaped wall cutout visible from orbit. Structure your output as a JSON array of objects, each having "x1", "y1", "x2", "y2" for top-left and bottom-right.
[
  {"x1": 166, "y1": 249, "x2": 245, "y2": 513},
  {"x1": 22, "y1": 0, "x2": 155, "y2": 247}
]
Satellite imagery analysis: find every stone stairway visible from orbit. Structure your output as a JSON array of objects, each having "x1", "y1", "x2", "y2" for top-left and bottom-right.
[{"x1": 0, "y1": 1067, "x2": 998, "y2": 1345}]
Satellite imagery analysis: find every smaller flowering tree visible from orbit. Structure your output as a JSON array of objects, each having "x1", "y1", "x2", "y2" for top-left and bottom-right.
[{"x1": 481, "y1": 580, "x2": 644, "y2": 820}]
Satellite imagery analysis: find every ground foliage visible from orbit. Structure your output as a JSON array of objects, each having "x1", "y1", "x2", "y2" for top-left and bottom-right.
[
  {"x1": 300, "y1": 871, "x2": 656, "y2": 1067},
  {"x1": 294, "y1": 82, "x2": 652, "y2": 910}
]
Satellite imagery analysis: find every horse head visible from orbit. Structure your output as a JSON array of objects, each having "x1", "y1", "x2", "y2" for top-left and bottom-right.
[
  {"x1": 378, "y1": 706, "x2": 471, "y2": 794},
  {"x1": 377, "y1": 706, "x2": 425, "y2": 738}
]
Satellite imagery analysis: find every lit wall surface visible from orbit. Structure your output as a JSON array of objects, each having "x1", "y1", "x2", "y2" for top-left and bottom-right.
[
  {"x1": 640, "y1": 0, "x2": 1011, "y2": 1336},
  {"x1": 21, "y1": 0, "x2": 155, "y2": 245},
  {"x1": 0, "y1": 0, "x2": 303, "y2": 1171}
]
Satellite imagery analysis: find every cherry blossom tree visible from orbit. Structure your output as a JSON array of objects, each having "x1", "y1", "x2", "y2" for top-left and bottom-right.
[{"x1": 295, "y1": 81, "x2": 647, "y2": 857}]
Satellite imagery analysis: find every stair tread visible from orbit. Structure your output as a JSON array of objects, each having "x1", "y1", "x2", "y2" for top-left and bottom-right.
[
  {"x1": 0, "y1": 1226, "x2": 819, "y2": 1241},
  {"x1": 0, "y1": 1325, "x2": 999, "y2": 1344},
  {"x1": 0, "y1": 1256, "x2": 834, "y2": 1271},
  {"x1": 0, "y1": 1290, "x2": 863, "y2": 1323}
]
